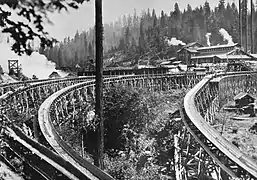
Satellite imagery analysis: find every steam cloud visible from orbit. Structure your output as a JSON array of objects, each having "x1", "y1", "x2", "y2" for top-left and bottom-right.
[
  {"x1": 219, "y1": 28, "x2": 234, "y2": 45},
  {"x1": 0, "y1": 34, "x2": 66, "y2": 79},
  {"x1": 205, "y1": 33, "x2": 211, "y2": 46},
  {"x1": 166, "y1": 37, "x2": 186, "y2": 46}
]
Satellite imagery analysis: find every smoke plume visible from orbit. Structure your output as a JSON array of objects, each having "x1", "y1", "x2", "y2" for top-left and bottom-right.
[
  {"x1": 166, "y1": 37, "x2": 186, "y2": 46},
  {"x1": 205, "y1": 33, "x2": 211, "y2": 46},
  {"x1": 0, "y1": 33, "x2": 66, "y2": 79},
  {"x1": 219, "y1": 28, "x2": 234, "y2": 45}
]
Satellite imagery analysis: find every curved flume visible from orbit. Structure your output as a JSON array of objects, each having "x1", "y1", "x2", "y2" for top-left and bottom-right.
[
  {"x1": 1, "y1": 73, "x2": 195, "y2": 179},
  {"x1": 183, "y1": 72, "x2": 257, "y2": 179},
  {"x1": 0, "y1": 76, "x2": 97, "y2": 179},
  {"x1": 0, "y1": 76, "x2": 95, "y2": 96},
  {"x1": 38, "y1": 73, "x2": 201, "y2": 179},
  {"x1": 6, "y1": 71, "x2": 253, "y2": 179}
]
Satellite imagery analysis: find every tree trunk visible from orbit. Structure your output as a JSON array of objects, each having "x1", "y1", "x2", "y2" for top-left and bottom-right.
[{"x1": 95, "y1": 0, "x2": 104, "y2": 169}]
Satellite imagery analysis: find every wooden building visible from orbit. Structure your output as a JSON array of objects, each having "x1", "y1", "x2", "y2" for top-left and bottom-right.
[
  {"x1": 48, "y1": 71, "x2": 61, "y2": 79},
  {"x1": 176, "y1": 42, "x2": 203, "y2": 65},
  {"x1": 196, "y1": 43, "x2": 241, "y2": 56},
  {"x1": 234, "y1": 92, "x2": 255, "y2": 108},
  {"x1": 177, "y1": 42, "x2": 256, "y2": 67}
]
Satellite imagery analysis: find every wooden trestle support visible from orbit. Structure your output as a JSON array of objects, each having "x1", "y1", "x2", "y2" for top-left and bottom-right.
[
  {"x1": 0, "y1": 73, "x2": 203, "y2": 179},
  {"x1": 176, "y1": 72, "x2": 257, "y2": 180},
  {"x1": 45, "y1": 74, "x2": 203, "y2": 156},
  {"x1": 2, "y1": 72, "x2": 257, "y2": 179}
]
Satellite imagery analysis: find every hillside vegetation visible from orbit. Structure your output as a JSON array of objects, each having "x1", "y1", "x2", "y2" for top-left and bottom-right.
[
  {"x1": 41, "y1": 1, "x2": 257, "y2": 69},
  {"x1": 57, "y1": 86, "x2": 186, "y2": 179}
]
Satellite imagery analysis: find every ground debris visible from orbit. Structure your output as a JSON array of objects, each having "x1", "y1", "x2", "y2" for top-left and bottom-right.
[{"x1": 249, "y1": 123, "x2": 257, "y2": 134}]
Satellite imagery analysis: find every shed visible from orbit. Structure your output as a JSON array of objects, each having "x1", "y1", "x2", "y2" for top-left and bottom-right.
[
  {"x1": 234, "y1": 92, "x2": 255, "y2": 108},
  {"x1": 48, "y1": 71, "x2": 61, "y2": 79}
]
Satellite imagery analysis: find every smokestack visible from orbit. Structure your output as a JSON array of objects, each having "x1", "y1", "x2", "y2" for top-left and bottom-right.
[{"x1": 240, "y1": 0, "x2": 248, "y2": 52}]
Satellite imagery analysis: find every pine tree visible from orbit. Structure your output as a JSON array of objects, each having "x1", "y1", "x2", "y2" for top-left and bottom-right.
[
  {"x1": 75, "y1": 50, "x2": 79, "y2": 67},
  {"x1": 122, "y1": 15, "x2": 127, "y2": 27},
  {"x1": 84, "y1": 34, "x2": 88, "y2": 61},
  {"x1": 254, "y1": 28, "x2": 257, "y2": 53},
  {"x1": 0, "y1": 65, "x2": 3, "y2": 74},
  {"x1": 133, "y1": 8, "x2": 138, "y2": 28},
  {"x1": 74, "y1": 30, "x2": 80, "y2": 43},
  {"x1": 57, "y1": 46, "x2": 63, "y2": 68},
  {"x1": 218, "y1": 0, "x2": 225, "y2": 13},
  {"x1": 127, "y1": 14, "x2": 133, "y2": 28},
  {"x1": 131, "y1": 37, "x2": 137, "y2": 53},
  {"x1": 88, "y1": 42, "x2": 93, "y2": 58},
  {"x1": 139, "y1": 18, "x2": 145, "y2": 55},
  {"x1": 118, "y1": 38, "x2": 125, "y2": 51},
  {"x1": 124, "y1": 26, "x2": 130, "y2": 54},
  {"x1": 173, "y1": 3, "x2": 181, "y2": 21},
  {"x1": 160, "y1": 10, "x2": 166, "y2": 28},
  {"x1": 204, "y1": 1, "x2": 211, "y2": 17},
  {"x1": 204, "y1": 1, "x2": 211, "y2": 33},
  {"x1": 152, "y1": 9, "x2": 157, "y2": 28}
]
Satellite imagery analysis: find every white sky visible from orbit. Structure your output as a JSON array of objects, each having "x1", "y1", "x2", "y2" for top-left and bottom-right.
[{"x1": 41, "y1": 0, "x2": 237, "y2": 41}]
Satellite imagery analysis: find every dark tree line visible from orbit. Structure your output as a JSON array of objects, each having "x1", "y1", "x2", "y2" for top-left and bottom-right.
[
  {"x1": 42, "y1": 1, "x2": 257, "y2": 69},
  {"x1": 40, "y1": 30, "x2": 95, "y2": 69}
]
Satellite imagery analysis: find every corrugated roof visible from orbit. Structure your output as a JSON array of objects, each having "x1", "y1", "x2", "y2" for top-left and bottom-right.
[
  {"x1": 191, "y1": 53, "x2": 252, "y2": 60},
  {"x1": 216, "y1": 54, "x2": 251, "y2": 59},
  {"x1": 197, "y1": 43, "x2": 239, "y2": 51},
  {"x1": 191, "y1": 54, "x2": 216, "y2": 59}
]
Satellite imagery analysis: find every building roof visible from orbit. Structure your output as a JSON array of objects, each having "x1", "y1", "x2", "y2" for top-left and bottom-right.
[
  {"x1": 191, "y1": 54, "x2": 216, "y2": 59},
  {"x1": 177, "y1": 42, "x2": 203, "y2": 53},
  {"x1": 193, "y1": 67, "x2": 206, "y2": 70},
  {"x1": 250, "y1": 54, "x2": 257, "y2": 58},
  {"x1": 191, "y1": 53, "x2": 253, "y2": 60},
  {"x1": 164, "y1": 65, "x2": 178, "y2": 68},
  {"x1": 216, "y1": 54, "x2": 252, "y2": 60},
  {"x1": 234, "y1": 92, "x2": 255, "y2": 100},
  {"x1": 168, "y1": 57, "x2": 177, "y2": 61},
  {"x1": 105, "y1": 66, "x2": 134, "y2": 71},
  {"x1": 172, "y1": 61, "x2": 182, "y2": 64},
  {"x1": 183, "y1": 42, "x2": 203, "y2": 48},
  {"x1": 135, "y1": 65, "x2": 156, "y2": 69},
  {"x1": 186, "y1": 49, "x2": 199, "y2": 53},
  {"x1": 197, "y1": 43, "x2": 239, "y2": 51},
  {"x1": 160, "y1": 61, "x2": 172, "y2": 65},
  {"x1": 49, "y1": 71, "x2": 61, "y2": 78}
]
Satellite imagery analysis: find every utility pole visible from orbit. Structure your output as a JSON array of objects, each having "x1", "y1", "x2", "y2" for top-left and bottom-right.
[
  {"x1": 240, "y1": 0, "x2": 248, "y2": 52},
  {"x1": 251, "y1": 0, "x2": 254, "y2": 53},
  {"x1": 95, "y1": 0, "x2": 104, "y2": 169},
  {"x1": 243, "y1": 0, "x2": 248, "y2": 52},
  {"x1": 239, "y1": 0, "x2": 242, "y2": 46}
]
